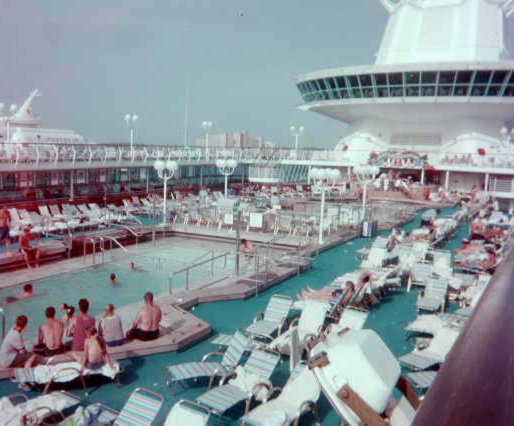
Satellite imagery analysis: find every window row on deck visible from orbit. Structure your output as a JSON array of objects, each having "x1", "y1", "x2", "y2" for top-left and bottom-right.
[{"x1": 297, "y1": 69, "x2": 514, "y2": 101}]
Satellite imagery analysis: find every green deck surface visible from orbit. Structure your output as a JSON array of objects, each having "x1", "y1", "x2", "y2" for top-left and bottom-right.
[{"x1": 0, "y1": 208, "x2": 469, "y2": 425}]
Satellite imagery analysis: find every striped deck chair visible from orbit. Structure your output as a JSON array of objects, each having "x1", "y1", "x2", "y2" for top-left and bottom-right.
[
  {"x1": 405, "y1": 371, "x2": 437, "y2": 390},
  {"x1": 416, "y1": 277, "x2": 448, "y2": 313},
  {"x1": 164, "y1": 330, "x2": 249, "y2": 394},
  {"x1": 114, "y1": 387, "x2": 163, "y2": 426},
  {"x1": 193, "y1": 348, "x2": 281, "y2": 423},
  {"x1": 246, "y1": 294, "x2": 293, "y2": 341}
]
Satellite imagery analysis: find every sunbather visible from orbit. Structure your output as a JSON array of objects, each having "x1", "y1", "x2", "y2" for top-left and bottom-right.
[
  {"x1": 71, "y1": 326, "x2": 114, "y2": 372},
  {"x1": 0, "y1": 315, "x2": 31, "y2": 368},
  {"x1": 126, "y1": 292, "x2": 161, "y2": 342}
]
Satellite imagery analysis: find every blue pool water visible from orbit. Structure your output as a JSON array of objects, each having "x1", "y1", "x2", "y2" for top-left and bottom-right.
[
  {"x1": 0, "y1": 207, "x2": 469, "y2": 425},
  {"x1": 0, "y1": 245, "x2": 234, "y2": 343}
]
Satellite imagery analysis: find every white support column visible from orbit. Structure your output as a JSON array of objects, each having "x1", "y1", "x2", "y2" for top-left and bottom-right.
[
  {"x1": 445, "y1": 170, "x2": 450, "y2": 191},
  {"x1": 319, "y1": 188, "x2": 325, "y2": 245},
  {"x1": 484, "y1": 173, "x2": 490, "y2": 193},
  {"x1": 420, "y1": 167, "x2": 425, "y2": 185},
  {"x1": 146, "y1": 169, "x2": 149, "y2": 193},
  {"x1": 70, "y1": 171, "x2": 74, "y2": 201}
]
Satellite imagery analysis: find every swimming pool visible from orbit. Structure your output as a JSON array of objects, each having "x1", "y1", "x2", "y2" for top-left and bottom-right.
[
  {"x1": 0, "y1": 207, "x2": 468, "y2": 425},
  {"x1": 0, "y1": 244, "x2": 235, "y2": 344}
]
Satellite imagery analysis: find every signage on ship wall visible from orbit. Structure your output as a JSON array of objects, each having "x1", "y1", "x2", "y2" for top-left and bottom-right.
[{"x1": 369, "y1": 150, "x2": 428, "y2": 169}]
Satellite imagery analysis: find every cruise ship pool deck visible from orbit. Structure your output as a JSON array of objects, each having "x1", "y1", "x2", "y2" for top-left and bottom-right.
[{"x1": 0, "y1": 208, "x2": 468, "y2": 425}]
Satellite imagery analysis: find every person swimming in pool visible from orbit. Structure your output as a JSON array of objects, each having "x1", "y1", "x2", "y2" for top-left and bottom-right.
[
  {"x1": 109, "y1": 273, "x2": 120, "y2": 287},
  {"x1": 3, "y1": 283, "x2": 41, "y2": 304}
]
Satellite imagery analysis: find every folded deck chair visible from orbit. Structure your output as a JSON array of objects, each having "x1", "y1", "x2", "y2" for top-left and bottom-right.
[
  {"x1": 169, "y1": 348, "x2": 281, "y2": 425},
  {"x1": 246, "y1": 294, "x2": 293, "y2": 341},
  {"x1": 416, "y1": 277, "x2": 448, "y2": 313},
  {"x1": 399, "y1": 326, "x2": 459, "y2": 371},
  {"x1": 269, "y1": 301, "x2": 327, "y2": 355},
  {"x1": 113, "y1": 387, "x2": 163, "y2": 426},
  {"x1": 164, "y1": 329, "x2": 249, "y2": 394},
  {"x1": 12, "y1": 361, "x2": 122, "y2": 395},
  {"x1": 241, "y1": 362, "x2": 321, "y2": 426},
  {"x1": 0, "y1": 390, "x2": 80, "y2": 426}
]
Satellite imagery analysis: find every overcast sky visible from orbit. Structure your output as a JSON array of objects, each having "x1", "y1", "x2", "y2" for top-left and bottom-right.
[{"x1": 0, "y1": 1, "x2": 388, "y2": 147}]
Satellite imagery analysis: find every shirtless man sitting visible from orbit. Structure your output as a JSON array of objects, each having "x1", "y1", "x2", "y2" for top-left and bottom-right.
[
  {"x1": 18, "y1": 227, "x2": 41, "y2": 269},
  {"x1": 126, "y1": 292, "x2": 162, "y2": 341},
  {"x1": 26, "y1": 306, "x2": 64, "y2": 367}
]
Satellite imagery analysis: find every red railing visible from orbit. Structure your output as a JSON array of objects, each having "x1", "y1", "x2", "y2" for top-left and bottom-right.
[{"x1": 413, "y1": 246, "x2": 514, "y2": 426}]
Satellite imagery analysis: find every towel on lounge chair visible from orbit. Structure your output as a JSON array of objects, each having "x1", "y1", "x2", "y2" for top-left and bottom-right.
[
  {"x1": 0, "y1": 392, "x2": 78, "y2": 426},
  {"x1": 13, "y1": 361, "x2": 120, "y2": 384}
]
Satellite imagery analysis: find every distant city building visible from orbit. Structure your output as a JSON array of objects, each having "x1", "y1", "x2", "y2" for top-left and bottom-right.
[{"x1": 196, "y1": 130, "x2": 273, "y2": 149}]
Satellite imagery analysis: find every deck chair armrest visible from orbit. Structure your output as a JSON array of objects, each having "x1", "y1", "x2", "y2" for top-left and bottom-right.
[
  {"x1": 6, "y1": 392, "x2": 29, "y2": 404},
  {"x1": 302, "y1": 333, "x2": 317, "y2": 349},
  {"x1": 265, "y1": 385, "x2": 283, "y2": 402},
  {"x1": 25, "y1": 406, "x2": 64, "y2": 425},
  {"x1": 289, "y1": 317, "x2": 300, "y2": 329},
  {"x1": 251, "y1": 382, "x2": 272, "y2": 398},
  {"x1": 219, "y1": 370, "x2": 238, "y2": 386},
  {"x1": 252, "y1": 311, "x2": 264, "y2": 323},
  {"x1": 298, "y1": 399, "x2": 317, "y2": 414},
  {"x1": 201, "y1": 351, "x2": 224, "y2": 362}
]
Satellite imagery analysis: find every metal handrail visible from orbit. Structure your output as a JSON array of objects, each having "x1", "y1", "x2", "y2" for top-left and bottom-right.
[
  {"x1": 169, "y1": 250, "x2": 231, "y2": 293},
  {"x1": 121, "y1": 225, "x2": 140, "y2": 248}
]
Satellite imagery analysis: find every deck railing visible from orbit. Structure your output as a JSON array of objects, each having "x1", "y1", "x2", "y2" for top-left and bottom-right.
[{"x1": 413, "y1": 245, "x2": 514, "y2": 426}]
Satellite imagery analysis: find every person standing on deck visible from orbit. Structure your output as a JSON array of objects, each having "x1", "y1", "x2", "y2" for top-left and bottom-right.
[
  {"x1": 0, "y1": 206, "x2": 11, "y2": 254},
  {"x1": 68, "y1": 298, "x2": 95, "y2": 352},
  {"x1": 126, "y1": 292, "x2": 161, "y2": 341}
]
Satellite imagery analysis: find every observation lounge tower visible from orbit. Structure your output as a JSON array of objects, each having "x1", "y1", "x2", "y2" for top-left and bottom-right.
[{"x1": 296, "y1": 0, "x2": 514, "y2": 197}]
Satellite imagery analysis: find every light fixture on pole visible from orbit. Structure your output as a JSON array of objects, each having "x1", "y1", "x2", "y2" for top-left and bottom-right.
[
  {"x1": 154, "y1": 160, "x2": 178, "y2": 225},
  {"x1": 290, "y1": 125, "x2": 305, "y2": 152},
  {"x1": 353, "y1": 165, "x2": 380, "y2": 220},
  {"x1": 500, "y1": 126, "x2": 514, "y2": 146},
  {"x1": 310, "y1": 167, "x2": 341, "y2": 245},
  {"x1": 202, "y1": 121, "x2": 213, "y2": 150},
  {"x1": 124, "y1": 113, "x2": 138, "y2": 152},
  {"x1": 216, "y1": 158, "x2": 238, "y2": 199}
]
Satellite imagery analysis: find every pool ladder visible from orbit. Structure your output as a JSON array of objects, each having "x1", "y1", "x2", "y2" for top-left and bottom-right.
[
  {"x1": 0, "y1": 307, "x2": 5, "y2": 339},
  {"x1": 83, "y1": 235, "x2": 128, "y2": 265}
]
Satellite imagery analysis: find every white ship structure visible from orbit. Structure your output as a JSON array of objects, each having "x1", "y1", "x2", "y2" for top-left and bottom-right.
[
  {"x1": 0, "y1": 89, "x2": 85, "y2": 145},
  {"x1": 296, "y1": 0, "x2": 514, "y2": 206}
]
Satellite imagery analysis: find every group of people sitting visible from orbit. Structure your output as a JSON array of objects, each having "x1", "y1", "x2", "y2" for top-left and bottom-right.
[{"x1": 0, "y1": 290, "x2": 162, "y2": 376}]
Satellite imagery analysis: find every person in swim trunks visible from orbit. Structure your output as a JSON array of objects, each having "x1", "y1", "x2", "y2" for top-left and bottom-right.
[
  {"x1": 126, "y1": 292, "x2": 161, "y2": 342},
  {"x1": 18, "y1": 227, "x2": 41, "y2": 269},
  {"x1": 0, "y1": 206, "x2": 11, "y2": 254}
]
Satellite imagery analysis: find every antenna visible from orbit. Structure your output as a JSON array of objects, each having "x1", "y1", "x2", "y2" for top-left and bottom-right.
[{"x1": 184, "y1": 73, "x2": 190, "y2": 148}]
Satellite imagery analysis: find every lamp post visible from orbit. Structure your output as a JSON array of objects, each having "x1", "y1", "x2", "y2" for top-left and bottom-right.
[
  {"x1": 310, "y1": 167, "x2": 341, "y2": 245},
  {"x1": 124, "y1": 113, "x2": 138, "y2": 153},
  {"x1": 202, "y1": 121, "x2": 212, "y2": 151},
  {"x1": 290, "y1": 125, "x2": 304, "y2": 154},
  {"x1": 216, "y1": 158, "x2": 238, "y2": 199},
  {"x1": 354, "y1": 165, "x2": 380, "y2": 220},
  {"x1": 154, "y1": 160, "x2": 178, "y2": 225},
  {"x1": 500, "y1": 126, "x2": 514, "y2": 146}
]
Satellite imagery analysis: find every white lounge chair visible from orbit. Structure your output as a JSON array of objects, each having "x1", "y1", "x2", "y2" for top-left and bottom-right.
[
  {"x1": 269, "y1": 301, "x2": 327, "y2": 356},
  {"x1": 240, "y1": 362, "x2": 321, "y2": 426},
  {"x1": 168, "y1": 348, "x2": 281, "y2": 425},
  {"x1": 416, "y1": 277, "x2": 448, "y2": 312},
  {"x1": 246, "y1": 294, "x2": 294, "y2": 341},
  {"x1": 164, "y1": 330, "x2": 249, "y2": 394}
]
